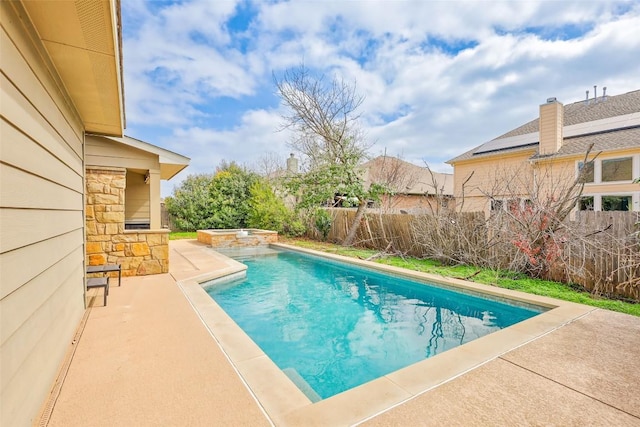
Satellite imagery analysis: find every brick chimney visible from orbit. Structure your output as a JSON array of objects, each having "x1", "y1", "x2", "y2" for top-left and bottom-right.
[{"x1": 538, "y1": 97, "x2": 564, "y2": 155}]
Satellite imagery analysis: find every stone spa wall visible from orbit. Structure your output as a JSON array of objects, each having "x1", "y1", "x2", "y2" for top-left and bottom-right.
[
  {"x1": 85, "y1": 167, "x2": 169, "y2": 276},
  {"x1": 197, "y1": 229, "x2": 278, "y2": 248}
]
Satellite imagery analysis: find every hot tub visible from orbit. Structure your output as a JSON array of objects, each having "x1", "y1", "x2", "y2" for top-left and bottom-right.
[{"x1": 197, "y1": 229, "x2": 278, "y2": 248}]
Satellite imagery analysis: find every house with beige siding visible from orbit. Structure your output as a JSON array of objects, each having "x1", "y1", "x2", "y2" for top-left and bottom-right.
[
  {"x1": 361, "y1": 156, "x2": 454, "y2": 213},
  {"x1": 85, "y1": 135, "x2": 189, "y2": 275},
  {"x1": 447, "y1": 90, "x2": 640, "y2": 214},
  {"x1": 1, "y1": 2, "x2": 187, "y2": 425}
]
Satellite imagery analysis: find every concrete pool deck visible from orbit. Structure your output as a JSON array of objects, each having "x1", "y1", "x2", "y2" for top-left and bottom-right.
[{"x1": 41, "y1": 239, "x2": 640, "y2": 426}]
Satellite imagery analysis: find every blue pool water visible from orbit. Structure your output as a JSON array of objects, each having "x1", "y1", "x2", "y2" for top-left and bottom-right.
[{"x1": 205, "y1": 250, "x2": 545, "y2": 401}]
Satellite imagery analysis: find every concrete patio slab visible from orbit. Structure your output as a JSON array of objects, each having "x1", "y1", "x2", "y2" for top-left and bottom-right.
[
  {"x1": 362, "y1": 357, "x2": 639, "y2": 427},
  {"x1": 42, "y1": 253, "x2": 269, "y2": 426},
  {"x1": 40, "y1": 240, "x2": 640, "y2": 427},
  {"x1": 501, "y1": 308, "x2": 640, "y2": 419}
]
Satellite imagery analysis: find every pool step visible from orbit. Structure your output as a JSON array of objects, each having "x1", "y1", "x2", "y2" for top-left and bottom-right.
[{"x1": 282, "y1": 367, "x2": 322, "y2": 403}]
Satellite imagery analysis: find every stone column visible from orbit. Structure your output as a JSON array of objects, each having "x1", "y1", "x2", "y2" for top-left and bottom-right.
[{"x1": 86, "y1": 167, "x2": 126, "y2": 266}]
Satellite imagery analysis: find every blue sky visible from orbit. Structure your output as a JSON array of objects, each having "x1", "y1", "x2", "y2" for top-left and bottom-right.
[{"x1": 120, "y1": 0, "x2": 640, "y2": 197}]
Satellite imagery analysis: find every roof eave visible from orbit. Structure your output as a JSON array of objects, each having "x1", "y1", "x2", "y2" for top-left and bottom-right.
[{"x1": 20, "y1": 0, "x2": 125, "y2": 136}]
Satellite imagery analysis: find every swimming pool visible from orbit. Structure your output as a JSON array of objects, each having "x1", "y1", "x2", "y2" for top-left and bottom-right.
[{"x1": 204, "y1": 249, "x2": 545, "y2": 401}]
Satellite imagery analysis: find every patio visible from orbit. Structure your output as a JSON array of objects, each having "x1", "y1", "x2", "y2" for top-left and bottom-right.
[{"x1": 40, "y1": 240, "x2": 640, "y2": 426}]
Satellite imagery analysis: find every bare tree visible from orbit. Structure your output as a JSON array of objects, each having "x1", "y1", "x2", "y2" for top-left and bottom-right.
[
  {"x1": 254, "y1": 151, "x2": 286, "y2": 181},
  {"x1": 275, "y1": 64, "x2": 370, "y2": 167},
  {"x1": 275, "y1": 64, "x2": 378, "y2": 246}
]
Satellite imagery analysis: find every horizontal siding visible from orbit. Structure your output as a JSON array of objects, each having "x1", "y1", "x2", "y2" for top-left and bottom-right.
[
  {"x1": 1, "y1": 252, "x2": 83, "y2": 390},
  {"x1": 0, "y1": 164, "x2": 83, "y2": 212},
  {"x1": 0, "y1": 229, "x2": 84, "y2": 300},
  {"x1": 1, "y1": 120, "x2": 83, "y2": 192},
  {"x1": 86, "y1": 153, "x2": 159, "y2": 171},
  {"x1": 1, "y1": 72, "x2": 83, "y2": 173},
  {"x1": 1, "y1": 3, "x2": 87, "y2": 426},
  {"x1": 86, "y1": 135, "x2": 159, "y2": 170},
  {"x1": 0, "y1": 208, "x2": 82, "y2": 255},
  {"x1": 86, "y1": 137, "x2": 156, "y2": 160},
  {"x1": 0, "y1": 247, "x2": 83, "y2": 348},
  {"x1": 1, "y1": 263, "x2": 83, "y2": 422},
  {"x1": 126, "y1": 171, "x2": 150, "y2": 221},
  {"x1": 0, "y1": 14, "x2": 83, "y2": 158}
]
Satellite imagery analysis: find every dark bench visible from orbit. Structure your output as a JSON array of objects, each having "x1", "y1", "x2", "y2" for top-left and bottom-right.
[
  {"x1": 87, "y1": 277, "x2": 109, "y2": 306},
  {"x1": 87, "y1": 264, "x2": 122, "y2": 286}
]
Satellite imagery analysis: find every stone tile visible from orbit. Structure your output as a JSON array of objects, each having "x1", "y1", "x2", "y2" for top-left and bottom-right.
[
  {"x1": 282, "y1": 376, "x2": 412, "y2": 427},
  {"x1": 236, "y1": 355, "x2": 312, "y2": 426},
  {"x1": 386, "y1": 345, "x2": 486, "y2": 395}
]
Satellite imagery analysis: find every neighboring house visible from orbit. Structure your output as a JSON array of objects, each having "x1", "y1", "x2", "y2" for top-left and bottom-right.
[
  {"x1": 361, "y1": 156, "x2": 454, "y2": 213},
  {"x1": 447, "y1": 89, "x2": 640, "y2": 213},
  {"x1": 1, "y1": 2, "x2": 186, "y2": 425},
  {"x1": 85, "y1": 135, "x2": 189, "y2": 275}
]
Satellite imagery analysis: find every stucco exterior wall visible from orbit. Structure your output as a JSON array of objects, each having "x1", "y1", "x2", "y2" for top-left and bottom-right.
[
  {"x1": 86, "y1": 168, "x2": 169, "y2": 275},
  {"x1": 1, "y1": 4, "x2": 86, "y2": 425}
]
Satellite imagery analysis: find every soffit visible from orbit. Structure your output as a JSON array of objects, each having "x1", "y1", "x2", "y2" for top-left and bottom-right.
[{"x1": 22, "y1": 0, "x2": 124, "y2": 136}]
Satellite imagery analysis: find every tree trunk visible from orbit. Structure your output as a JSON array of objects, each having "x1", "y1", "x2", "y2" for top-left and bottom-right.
[{"x1": 342, "y1": 200, "x2": 367, "y2": 246}]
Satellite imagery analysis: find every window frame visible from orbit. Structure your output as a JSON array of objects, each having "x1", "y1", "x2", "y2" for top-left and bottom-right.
[
  {"x1": 601, "y1": 194, "x2": 633, "y2": 212},
  {"x1": 577, "y1": 161, "x2": 595, "y2": 184},
  {"x1": 601, "y1": 156, "x2": 633, "y2": 183}
]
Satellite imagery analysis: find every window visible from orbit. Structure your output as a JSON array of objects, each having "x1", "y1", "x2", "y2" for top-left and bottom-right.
[
  {"x1": 602, "y1": 157, "x2": 632, "y2": 182},
  {"x1": 577, "y1": 161, "x2": 594, "y2": 183},
  {"x1": 579, "y1": 196, "x2": 594, "y2": 211},
  {"x1": 491, "y1": 199, "x2": 503, "y2": 211},
  {"x1": 602, "y1": 195, "x2": 631, "y2": 211},
  {"x1": 507, "y1": 199, "x2": 520, "y2": 212}
]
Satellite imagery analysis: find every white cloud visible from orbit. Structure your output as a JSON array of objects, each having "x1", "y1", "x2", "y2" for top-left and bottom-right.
[{"x1": 120, "y1": 1, "x2": 640, "y2": 197}]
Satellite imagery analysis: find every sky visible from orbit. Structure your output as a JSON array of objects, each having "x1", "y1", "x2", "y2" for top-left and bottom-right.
[{"x1": 119, "y1": 0, "x2": 640, "y2": 197}]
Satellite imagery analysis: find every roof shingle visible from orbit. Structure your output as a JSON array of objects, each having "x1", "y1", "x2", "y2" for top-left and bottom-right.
[{"x1": 448, "y1": 89, "x2": 640, "y2": 163}]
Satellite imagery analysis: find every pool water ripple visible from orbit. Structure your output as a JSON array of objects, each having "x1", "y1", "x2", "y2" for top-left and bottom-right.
[{"x1": 205, "y1": 250, "x2": 543, "y2": 400}]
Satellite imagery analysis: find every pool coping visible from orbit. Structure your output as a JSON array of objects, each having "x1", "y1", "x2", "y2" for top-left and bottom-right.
[{"x1": 176, "y1": 243, "x2": 595, "y2": 426}]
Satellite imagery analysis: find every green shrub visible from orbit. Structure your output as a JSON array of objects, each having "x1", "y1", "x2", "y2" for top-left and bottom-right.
[
  {"x1": 284, "y1": 217, "x2": 307, "y2": 237},
  {"x1": 208, "y1": 164, "x2": 259, "y2": 229},
  {"x1": 164, "y1": 174, "x2": 215, "y2": 231},
  {"x1": 314, "y1": 208, "x2": 333, "y2": 241},
  {"x1": 246, "y1": 180, "x2": 289, "y2": 232},
  {"x1": 164, "y1": 163, "x2": 259, "y2": 231}
]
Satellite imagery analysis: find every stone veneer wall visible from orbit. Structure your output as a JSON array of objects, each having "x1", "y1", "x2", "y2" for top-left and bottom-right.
[
  {"x1": 86, "y1": 167, "x2": 169, "y2": 276},
  {"x1": 197, "y1": 229, "x2": 278, "y2": 248}
]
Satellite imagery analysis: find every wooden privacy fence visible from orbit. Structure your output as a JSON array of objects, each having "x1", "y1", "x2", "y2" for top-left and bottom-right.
[
  {"x1": 160, "y1": 202, "x2": 175, "y2": 230},
  {"x1": 321, "y1": 208, "x2": 639, "y2": 301},
  {"x1": 325, "y1": 209, "x2": 421, "y2": 256},
  {"x1": 563, "y1": 211, "x2": 639, "y2": 300}
]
